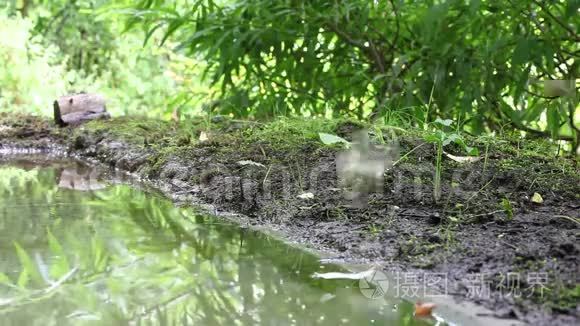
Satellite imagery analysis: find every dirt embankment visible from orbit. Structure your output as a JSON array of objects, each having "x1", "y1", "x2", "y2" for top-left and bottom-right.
[{"x1": 1, "y1": 113, "x2": 578, "y2": 325}]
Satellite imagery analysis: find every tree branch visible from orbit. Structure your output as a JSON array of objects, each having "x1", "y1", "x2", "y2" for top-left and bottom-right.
[
  {"x1": 387, "y1": 0, "x2": 400, "y2": 56},
  {"x1": 532, "y1": 0, "x2": 580, "y2": 42}
]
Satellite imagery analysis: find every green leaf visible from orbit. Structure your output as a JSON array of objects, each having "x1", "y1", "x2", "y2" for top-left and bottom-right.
[
  {"x1": 425, "y1": 130, "x2": 444, "y2": 143},
  {"x1": 547, "y1": 104, "x2": 560, "y2": 138},
  {"x1": 501, "y1": 198, "x2": 513, "y2": 220},
  {"x1": 160, "y1": 19, "x2": 187, "y2": 46},
  {"x1": 434, "y1": 118, "x2": 454, "y2": 127},
  {"x1": 47, "y1": 229, "x2": 71, "y2": 278},
  {"x1": 513, "y1": 65, "x2": 531, "y2": 107},
  {"x1": 17, "y1": 269, "x2": 29, "y2": 289},
  {"x1": 0, "y1": 272, "x2": 12, "y2": 285},
  {"x1": 92, "y1": 237, "x2": 109, "y2": 271},
  {"x1": 443, "y1": 133, "x2": 460, "y2": 146},
  {"x1": 319, "y1": 133, "x2": 350, "y2": 146},
  {"x1": 143, "y1": 22, "x2": 166, "y2": 46},
  {"x1": 512, "y1": 38, "x2": 531, "y2": 66},
  {"x1": 522, "y1": 97, "x2": 545, "y2": 122},
  {"x1": 565, "y1": 1, "x2": 580, "y2": 18},
  {"x1": 464, "y1": 146, "x2": 479, "y2": 156},
  {"x1": 14, "y1": 242, "x2": 43, "y2": 287}
]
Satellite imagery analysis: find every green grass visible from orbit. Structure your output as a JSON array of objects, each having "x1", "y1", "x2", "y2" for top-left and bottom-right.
[{"x1": 243, "y1": 117, "x2": 365, "y2": 151}]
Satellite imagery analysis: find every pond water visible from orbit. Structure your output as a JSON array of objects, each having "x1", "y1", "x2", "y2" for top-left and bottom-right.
[{"x1": 0, "y1": 158, "x2": 439, "y2": 326}]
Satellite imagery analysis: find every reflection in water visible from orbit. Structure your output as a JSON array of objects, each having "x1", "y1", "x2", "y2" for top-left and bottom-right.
[
  {"x1": 57, "y1": 164, "x2": 105, "y2": 191},
  {"x1": 0, "y1": 160, "x2": 436, "y2": 326}
]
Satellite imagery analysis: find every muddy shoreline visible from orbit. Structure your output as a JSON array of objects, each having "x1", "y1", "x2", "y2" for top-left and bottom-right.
[{"x1": 1, "y1": 114, "x2": 578, "y2": 325}]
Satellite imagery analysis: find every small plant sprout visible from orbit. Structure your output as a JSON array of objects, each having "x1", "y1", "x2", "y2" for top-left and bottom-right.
[
  {"x1": 425, "y1": 118, "x2": 479, "y2": 203},
  {"x1": 501, "y1": 197, "x2": 514, "y2": 221}
]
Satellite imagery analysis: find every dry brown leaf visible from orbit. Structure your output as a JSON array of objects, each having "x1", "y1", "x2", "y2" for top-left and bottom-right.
[
  {"x1": 444, "y1": 152, "x2": 482, "y2": 163},
  {"x1": 199, "y1": 131, "x2": 209, "y2": 142},
  {"x1": 414, "y1": 301, "x2": 436, "y2": 317},
  {"x1": 171, "y1": 108, "x2": 180, "y2": 123}
]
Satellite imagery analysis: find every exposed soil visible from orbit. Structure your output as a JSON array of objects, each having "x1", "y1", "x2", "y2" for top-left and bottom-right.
[{"x1": 1, "y1": 113, "x2": 578, "y2": 325}]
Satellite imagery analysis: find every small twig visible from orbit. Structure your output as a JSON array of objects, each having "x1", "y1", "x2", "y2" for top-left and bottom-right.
[
  {"x1": 387, "y1": 0, "x2": 400, "y2": 56},
  {"x1": 259, "y1": 145, "x2": 267, "y2": 158},
  {"x1": 462, "y1": 177, "x2": 496, "y2": 213},
  {"x1": 0, "y1": 266, "x2": 78, "y2": 309},
  {"x1": 397, "y1": 210, "x2": 435, "y2": 218},
  {"x1": 262, "y1": 164, "x2": 272, "y2": 187},
  {"x1": 532, "y1": 0, "x2": 580, "y2": 42},
  {"x1": 392, "y1": 142, "x2": 427, "y2": 167},
  {"x1": 554, "y1": 215, "x2": 580, "y2": 226},
  {"x1": 330, "y1": 225, "x2": 366, "y2": 234},
  {"x1": 131, "y1": 291, "x2": 192, "y2": 321},
  {"x1": 499, "y1": 240, "x2": 519, "y2": 250},
  {"x1": 466, "y1": 210, "x2": 505, "y2": 218}
]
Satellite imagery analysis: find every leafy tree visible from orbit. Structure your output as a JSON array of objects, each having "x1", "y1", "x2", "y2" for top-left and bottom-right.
[
  {"x1": 120, "y1": 0, "x2": 578, "y2": 147},
  {"x1": 0, "y1": 0, "x2": 207, "y2": 118}
]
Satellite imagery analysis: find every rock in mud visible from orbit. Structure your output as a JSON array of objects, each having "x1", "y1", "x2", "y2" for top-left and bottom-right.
[{"x1": 54, "y1": 93, "x2": 110, "y2": 127}]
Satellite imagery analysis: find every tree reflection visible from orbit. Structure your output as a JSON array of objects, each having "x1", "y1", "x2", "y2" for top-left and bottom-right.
[{"x1": 0, "y1": 161, "x2": 435, "y2": 326}]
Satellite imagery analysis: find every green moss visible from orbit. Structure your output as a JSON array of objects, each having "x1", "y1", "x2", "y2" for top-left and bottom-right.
[
  {"x1": 4, "y1": 113, "x2": 578, "y2": 200},
  {"x1": 242, "y1": 117, "x2": 363, "y2": 151},
  {"x1": 142, "y1": 151, "x2": 172, "y2": 176},
  {"x1": 83, "y1": 118, "x2": 174, "y2": 146},
  {"x1": 550, "y1": 284, "x2": 580, "y2": 310},
  {"x1": 495, "y1": 154, "x2": 578, "y2": 196}
]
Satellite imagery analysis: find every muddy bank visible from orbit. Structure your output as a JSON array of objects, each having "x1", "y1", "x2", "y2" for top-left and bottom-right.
[{"x1": 1, "y1": 113, "x2": 578, "y2": 325}]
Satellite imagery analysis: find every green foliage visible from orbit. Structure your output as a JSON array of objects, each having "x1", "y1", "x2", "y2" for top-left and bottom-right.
[
  {"x1": 426, "y1": 118, "x2": 479, "y2": 156},
  {"x1": 32, "y1": 0, "x2": 116, "y2": 75},
  {"x1": 0, "y1": 10, "x2": 70, "y2": 113},
  {"x1": 121, "y1": 0, "x2": 578, "y2": 146},
  {"x1": 0, "y1": 166, "x2": 40, "y2": 195},
  {"x1": 0, "y1": 4, "x2": 207, "y2": 118},
  {"x1": 1, "y1": 0, "x2": 578, "y2": 151},
  {"x1": 501, "y1": 197, "x2": 514, "y2": 221}
]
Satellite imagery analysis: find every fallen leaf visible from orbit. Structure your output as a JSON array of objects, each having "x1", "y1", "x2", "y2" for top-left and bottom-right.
[
  {"x1": 199, "y1": 131, "x2": 209, "y2": 142},
  {"x1": 171, "y1": 108, "x2": 180, "y2": 123},
  {"x1": 237, "y1": 160, "x2": 266, "y2": 168},
  {"x1": 444, "y1": 151, "x2": 482, "y2": 163},
  {"x1": 434, "y1": 118, "x2": 454, "y2": 127},
  {"x1": 531, "y1": 192, "x2": 544, "y2": 204},
  {"x1": 414, "y1": 301, "x2": 436, "y2": 317},
  {"x1": 319, "y1": 293, "x2": 336, "y2": 303},
  {"x1": 312, "y1": 269, "x2": 375, "y2": 280},
  {"x1": 297, "y1": 192, "x2": 314, "y2": 199}
]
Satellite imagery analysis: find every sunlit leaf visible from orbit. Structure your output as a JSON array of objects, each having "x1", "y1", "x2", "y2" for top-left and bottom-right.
[
  {"x1": 0, "y1": 272, "x2": 12, "y2": 286},
  {"x1": 160, "y1": 19, "x2": 187, "y2": 46},
  {"x1": 434, "y1": 118, "x2": 454, "y2": 127},
  {"x1": 531, "y1": 192, "x2": 544, "y2": 204},
  {"x1": 143, "y1": 22, "x2": 166, "y2": 46},
  {"x1": 319, "y1": 133, "x2": 350, "y2": 146}
]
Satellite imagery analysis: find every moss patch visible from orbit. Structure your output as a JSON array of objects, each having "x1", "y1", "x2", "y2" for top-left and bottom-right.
[{"x1": 1, "y1": 114, "x2": 579, "y2": 325}]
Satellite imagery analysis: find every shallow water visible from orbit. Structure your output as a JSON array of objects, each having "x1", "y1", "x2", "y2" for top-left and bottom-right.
[{"x1": 0, "y1": 158, "x2": 438, "y2": 326}]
